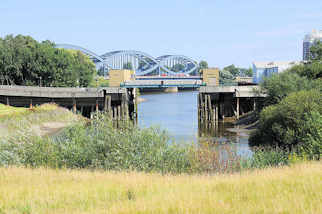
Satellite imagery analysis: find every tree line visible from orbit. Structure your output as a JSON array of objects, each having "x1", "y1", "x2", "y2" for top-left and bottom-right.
[
  {"x1": 198, "y1": 60, "x2": 253, "y2": 82},
  {"x1": 249, "y1": 41, "x2": 322, "y2": 159},
  {"x1": 0, "y1": 35, "x2": 96, "y2": 87}
]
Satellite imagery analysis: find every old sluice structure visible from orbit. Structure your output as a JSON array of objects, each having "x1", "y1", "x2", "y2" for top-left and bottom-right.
[
  {"x1": 0, "y1": 85, "x2": 137, "y2": 121},
  {"x1": 198, "y1": 85, "x2": 263, "y2": 130}
]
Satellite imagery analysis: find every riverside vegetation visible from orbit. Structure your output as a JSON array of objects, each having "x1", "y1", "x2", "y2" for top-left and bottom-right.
[
  {"x1": 0, "y1": 37, "x2": 321, "y2": 213},
  {"x1": 250, "y1": 41, "x2": 322, "y2": 160},
  {"x1": 0, "y1": 105, "x2": 321, "y2": 213},
  {"x1": 0, "y1": 105, "x2": 317, "y2": 174}
]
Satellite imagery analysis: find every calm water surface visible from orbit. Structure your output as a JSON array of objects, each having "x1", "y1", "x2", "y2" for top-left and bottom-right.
[{"x1": 138, "y1": 91, "x2": 251, "y2": 156}]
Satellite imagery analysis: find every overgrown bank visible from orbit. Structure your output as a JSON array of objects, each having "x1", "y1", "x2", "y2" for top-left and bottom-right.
[
  {"x1": 0, "y1": 110, "x2": 310, "y2": 174},
  {"x1": 249, "y1": 42, "x2": 322, "y2": 159},
  {"x1": 0, "y1": 103, "x2": 86, "y2": 138}
]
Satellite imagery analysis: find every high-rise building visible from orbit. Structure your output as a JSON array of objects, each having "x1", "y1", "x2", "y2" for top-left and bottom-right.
[
  {"x1": 303, "y1": 30, "x2": 322, "y2": 60},
  {"x1": 252, "y1": 61, "x2": 300, "y2": 84}
]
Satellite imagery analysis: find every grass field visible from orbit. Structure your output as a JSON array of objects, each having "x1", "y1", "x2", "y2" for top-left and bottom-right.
[
  {"x1": 0, "y1": 103, "x2": 85, "y2": 138},
  {"x1": 0, "y1": 104, "x2": 28, "y2": 117},
  {"x1": 0, "y1": 162, "x2": 321, "y2": 214}
]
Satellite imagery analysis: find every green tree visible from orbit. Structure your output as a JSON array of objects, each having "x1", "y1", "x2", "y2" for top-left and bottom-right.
[
  {"x1": 223, "y1": 64, "x2": 239, "y2": 77},
  {"x1": 172, "y1": 64, "x2": 185, "y2": 72},
  {"x1": 123, "y1": 62, "x2": 133, "y2": 70},
  {"x1": 249, "y1": 89, "x2": 322, "y2": 159},
  {"x1": 199, "y1": 60, "x2": 208, "y2": 70},
  {"x1": 241, "y1": 67, "x2": 253, "y2": 77},
  {"x1": 309, "y1": 41, "x2": 322, "y2": 61},
  {"x1": 259, "y1": 72, "x2": 313, "y2": 108},
  {"x1": 0, "y1": 34, "x2": 96, "y2": 87}
]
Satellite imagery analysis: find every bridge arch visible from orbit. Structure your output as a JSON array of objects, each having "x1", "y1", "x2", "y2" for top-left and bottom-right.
[{"x1": 55, "y1": 44, "x2": 199, "y2": 76}]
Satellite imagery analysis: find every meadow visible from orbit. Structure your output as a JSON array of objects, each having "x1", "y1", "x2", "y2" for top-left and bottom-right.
[
  {"x1": 0, "y1": 162, "x2": 321, "y2": 214},
  {"x1": 0, "y1": 104, "x2": 321, "y2": 213}
]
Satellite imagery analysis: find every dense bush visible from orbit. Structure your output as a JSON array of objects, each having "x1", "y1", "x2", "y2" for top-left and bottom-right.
[
  {"x1": 259, "y1": 72, "x2": 312, "y2": 108},
  {"x1": 249, "y1": 90, "x2": 322, "y2": 159},
  {"x1": 0, "y1": 113, "x2": 253, "y2": 174},
  {"x1": 0, "y1": 115, "x2": 193, "y2": 173},
  {"x1": 0, "y1": 34, "x2": 96, "y2": 87}
]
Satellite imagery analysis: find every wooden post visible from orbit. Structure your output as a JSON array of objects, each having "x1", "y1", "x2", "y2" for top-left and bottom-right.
[
  {"x1": 106, "y1": 95, "x2": 112, "y2": 118},
  {"x1": 253, "y1": 98, "x2": 256, "y2": 111},
  {"x1": 236, "y1": 97, "x2": 240, "y2": 120},
  {"x1": 96, "y1": 98, "x2": 99, "y2": 112},
  {"x1": 73, "y1": 98, "x2": 77, "y2": 113},
  {"x1": 81, "y1": 106, "x2": 84, "y2": 116},
  {"x1": 216, "y1": 104, "x2": 219, "y2": 123},
  {"x1": 207, "y1": 95, "x2": 213, "y2": 125},
  {"x1": 104, "y1": 95, "x2": 108, "y2": 112},
  {"x1": 29, "y1": 99, "x2": 33, "y2": 109},
  {"x1": 200, "y1": 93, "x2": 204, "y2": 128},
  {"x1": 117, "y1": 105, "x2": 121, "y2": 121},
  {"x1": 6, "y1": 97, "x2": 9, "y2": 106},
  {"x1": 113, "y1": 106, "x2": 116, "y2": 120},
  {"x1": 134, "y1": 89, "x2": 138, "y2": 124},
  {"x1": 124, "y1": 93, "x2": 129, "y2": 120},
  {"x1": 197, "y1": 93, "x2": 200, "y2": 126},
  {"x1": 91, "y1": 105, "x2": 94, "y2": 119}
]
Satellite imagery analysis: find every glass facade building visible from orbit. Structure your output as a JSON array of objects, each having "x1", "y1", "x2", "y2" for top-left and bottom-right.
[
  {"x1": 303, "y1": 30, "x2": 322, "y2": 60},
  {"x1": 252, "y1": 61, "x2": 299, "y2": 84}
]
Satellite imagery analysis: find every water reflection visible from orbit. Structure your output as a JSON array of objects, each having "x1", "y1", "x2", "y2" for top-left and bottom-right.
[{"x1": 138, "y1": 91, "x2": 251, "y2": 156}]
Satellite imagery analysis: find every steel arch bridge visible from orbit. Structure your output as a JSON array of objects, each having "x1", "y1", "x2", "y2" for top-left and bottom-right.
[{"x1": 55, "y1": 44, "x2": 199, "y2": 76}]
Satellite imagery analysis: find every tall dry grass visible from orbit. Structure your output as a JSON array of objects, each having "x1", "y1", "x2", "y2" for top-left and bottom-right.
[{"x1": 0, "y1": 161, "x2": 321, "y2": 214}]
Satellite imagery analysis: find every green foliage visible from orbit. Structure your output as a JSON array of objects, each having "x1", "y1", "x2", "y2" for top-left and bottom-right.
[
  {"x1": 249, "y1": 90, "x2": 322, "y2": 158},
  {"x1": 223, "y1": 64, "x2": 239, "y2": 77},
  {"x1": 0, "y1": 34, "x2": 96, "y2": 87},
  {"x1": 123, "y1": 62, "x2": 133, "y2": 70},
  {"x1": 171, "y1": 64, "x2": 185, "y2": 72},
  {"x1": 259, "y1": 72, "x2": 312, "y2": 108},
  {"x1": 0, "y1": 114, "x2": 193, "y2": 173},
  {"x1": 309, "y1": 40, "x2": 322, "y2": 61},
  {"x1": 289, "y1": 62, "x2": 322, "y2": 79},
  {"x1": 240, "y1": 67, "x2": 253, "y2": 77},
  {"x1": 199, "y1": 60, "x2": 208, "y2": 70},
  {"x1": 242, "y1": 147, "x2": 289, "y2": 169}
]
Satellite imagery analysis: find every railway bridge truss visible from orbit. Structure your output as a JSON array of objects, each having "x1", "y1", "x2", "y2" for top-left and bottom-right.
[{"x1": 55, "y1": 44, "x2": 199, "y2": 76}]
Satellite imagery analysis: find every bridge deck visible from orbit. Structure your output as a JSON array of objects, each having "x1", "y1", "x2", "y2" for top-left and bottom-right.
[
  {"x1": 122, "y1": 79, "x2": 204, "y2": 88},
  {"x1": 200, "y1": 86, "x2": 265, "y2": 97},
  {"x1": 0, "y1": 85, "x2": 126, "y2": 98}
]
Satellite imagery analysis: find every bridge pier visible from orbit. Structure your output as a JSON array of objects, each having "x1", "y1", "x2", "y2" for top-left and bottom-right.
[
  {"x1": 198, "y1": 86, "x2": 265, "y2": 132},
  {"x1": 164, "y1": 87, "x2": 178, "y2": 93},
  {"x1": 0, "y1": 86, "x2": 136, "y2": 123}
]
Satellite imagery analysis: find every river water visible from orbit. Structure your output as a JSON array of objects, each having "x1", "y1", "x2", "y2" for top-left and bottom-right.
[{"x1": 138, "y1": 91, "x2": 251, "y2": 156}]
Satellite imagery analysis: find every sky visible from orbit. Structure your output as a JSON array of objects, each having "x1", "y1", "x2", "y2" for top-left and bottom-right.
[{"x1": 0, "y1": 0, "x2": 321, "y2": 68}]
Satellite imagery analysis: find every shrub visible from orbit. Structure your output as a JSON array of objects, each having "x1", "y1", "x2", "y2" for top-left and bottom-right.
[
  {"x1": 259, "y1": 72, "x2": 312, "y2": 108},
  {"x1": 249, "y1": 89, "x2": 322, "y2": 158}
]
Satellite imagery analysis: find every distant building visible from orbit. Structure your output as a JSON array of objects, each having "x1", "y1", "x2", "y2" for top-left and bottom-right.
[
  {"x1": 252, "y1": 61, "x2": 300, "y2": 84},
  {"x1": 303, "y1": 30, "x2": 322, "y2": 60}
]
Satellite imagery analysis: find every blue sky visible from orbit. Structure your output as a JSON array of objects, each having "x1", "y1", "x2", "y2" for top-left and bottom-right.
[{"x1": 0, "y1": 0, "x2": 321, "y2": 68}]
